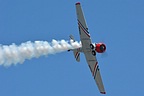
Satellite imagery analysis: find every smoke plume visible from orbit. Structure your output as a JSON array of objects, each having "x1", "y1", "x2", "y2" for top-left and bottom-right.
[{"x1": 0, "y1": 39, "x2": 81, "y2": 67}]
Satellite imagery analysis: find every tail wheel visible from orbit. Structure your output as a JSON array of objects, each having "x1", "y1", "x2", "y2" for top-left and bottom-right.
[
  {"x1": 92, "y1": 50, "x2": 96, "y2": 56},
  {"x1": 90, "y1": 44, "x2": 94, "y2": 49}
]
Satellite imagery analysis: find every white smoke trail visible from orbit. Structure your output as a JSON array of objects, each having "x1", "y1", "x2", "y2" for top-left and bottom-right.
[{"x1": 0, "y1": 39, "x2": 81, "y2": 67}]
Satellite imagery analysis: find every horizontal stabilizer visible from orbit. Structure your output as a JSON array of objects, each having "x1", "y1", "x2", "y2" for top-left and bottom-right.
[{"x1": 73, "y1": 50, "x2": 80, "y2": 62}]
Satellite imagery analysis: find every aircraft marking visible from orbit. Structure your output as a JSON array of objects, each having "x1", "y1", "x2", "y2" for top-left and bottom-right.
[{"x1": 78, "y1": 20, "x2": 90, "y2": 37}]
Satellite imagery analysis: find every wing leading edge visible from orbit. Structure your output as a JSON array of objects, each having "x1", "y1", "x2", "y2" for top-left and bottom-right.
[{"x1": 75, "y1": 2, "x2": 106, "y2": 94}]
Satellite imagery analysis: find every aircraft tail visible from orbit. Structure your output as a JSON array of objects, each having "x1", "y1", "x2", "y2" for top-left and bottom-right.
[
  {"x1": 69, "y1": 35, "x2": 80, "y2": 62},
  {"x1": 73, "y1": 49, "x2": 80, "y2": 62}
]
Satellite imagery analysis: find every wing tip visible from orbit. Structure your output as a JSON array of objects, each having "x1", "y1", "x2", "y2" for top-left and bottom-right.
[
  {"x1": 100, "y1": 92, "x2": 106, "y2": 94},
  {"x1": 75, "y1": 2, "x2": 80, "y2": 5}
]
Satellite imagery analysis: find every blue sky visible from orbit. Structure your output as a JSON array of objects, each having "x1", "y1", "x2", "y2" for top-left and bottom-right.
[{"x1": 0, "y1": 0, "x2": 144, "y2": 96}]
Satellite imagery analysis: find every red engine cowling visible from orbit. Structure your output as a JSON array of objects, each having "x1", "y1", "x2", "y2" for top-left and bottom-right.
[{"x1": 95, "y1": 43, "x2": 106, "y2": 53}]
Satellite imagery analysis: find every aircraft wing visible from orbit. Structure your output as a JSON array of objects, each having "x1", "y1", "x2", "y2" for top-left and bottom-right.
[
  {"x1": 84, "y1": 52, "x2": 106, "y2": 94},
  {"x1": 76, "y1": 2, "x2": 92, "y2": 50},
  {"x1": 75, "y1": 2, "x2": 106, "y2": 94}
]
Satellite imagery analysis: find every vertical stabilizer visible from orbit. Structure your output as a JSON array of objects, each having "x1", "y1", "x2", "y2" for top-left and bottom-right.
[{"x1": 69, "y1": 35, "x2": 80, "y2": 62}]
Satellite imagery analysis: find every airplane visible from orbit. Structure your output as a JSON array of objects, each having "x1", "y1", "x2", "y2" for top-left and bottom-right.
[{"x1": 68, "y1": 2, "x2": 106, "y2": 94}]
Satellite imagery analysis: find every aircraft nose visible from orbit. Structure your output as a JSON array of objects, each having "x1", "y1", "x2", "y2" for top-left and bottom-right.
[{"x1": 100, "y1": 45, "x2": 105, "y2": 51}]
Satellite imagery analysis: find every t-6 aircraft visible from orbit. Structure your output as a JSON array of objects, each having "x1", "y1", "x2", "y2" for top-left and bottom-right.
[{"x1": 68, "y1": 2, "x2": 106, "y2": 94}]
